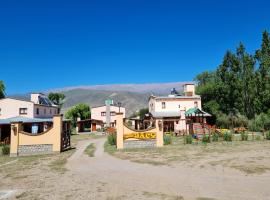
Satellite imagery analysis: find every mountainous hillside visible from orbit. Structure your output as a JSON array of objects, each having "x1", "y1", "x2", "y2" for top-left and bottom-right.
[
  {"x1": 10, "y1": 82, "x2": 191, "y2": 117},
  {"x1": 61, "y1": 89, "x2": 150, "y2": 116}
]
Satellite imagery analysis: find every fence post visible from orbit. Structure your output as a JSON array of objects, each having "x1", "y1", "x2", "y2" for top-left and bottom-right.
[
  {"x1": 116, "y1": 113, "x2": 124, "y2": 149},
  {"x1": 10, "y1": 122, "x2": 22, "y2": 157}
]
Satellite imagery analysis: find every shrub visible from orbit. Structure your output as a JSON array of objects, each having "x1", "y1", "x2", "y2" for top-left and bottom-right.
[
  {"x1": 163, "y1": 134, "x2": 172, "y2": 145},
  {"x1": 266, "y1": 131, "x2": 270, "y2": 140},
  {"x1": 212, "y1": 132, "x2": 219, "y2": 142},
  {"x1": 184, "y1": 135, "x2": 193, "y2": 144},
  {"x1": 255, "y1": 135, "x2": 261, "y2": 141},
  {"x1": 223, "y1": 132, "x2": 232, "y2": 142},
  {"x1": 2, "y1": 145, "x2": 10, "y2": 155},
  {"x1": 107, "y1": 133, "x2": 117, "y2": 145},
  {"x1": 241, "y1": 132, "x2": 248, "y2": 141},
  {"x1": 202, "y1": 134, "x2": 210, "y2": 143}
]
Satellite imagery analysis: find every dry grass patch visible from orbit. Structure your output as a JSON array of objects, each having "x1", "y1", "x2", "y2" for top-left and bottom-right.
[
  {"x1": 106, "y1": 137, "x2": 270, "y2": 174},
  {"x1": 84, "y1": 143, "x2": 95, "y2": 157},
  {"x1": 71, "y1": 134, "x2": 105, "y2": 146}
]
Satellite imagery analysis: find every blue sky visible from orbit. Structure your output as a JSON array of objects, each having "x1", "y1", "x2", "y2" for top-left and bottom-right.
[{"x1": 0, "y1": 0, "x2": 269, "y2": 94}]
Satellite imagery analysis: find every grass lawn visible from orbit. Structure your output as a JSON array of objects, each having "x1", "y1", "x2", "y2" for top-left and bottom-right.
[
  {"x1": 84, "y1": 143, "x2": 95, "y2": 157},
  {"x1": 105, "y1": 136, "x2": 270, "y2": 174}
]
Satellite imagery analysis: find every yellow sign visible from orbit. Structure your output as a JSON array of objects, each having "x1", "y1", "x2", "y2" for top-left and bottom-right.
[{"x1": 124, "y1": 132, "x2": 156, "y2": 140}]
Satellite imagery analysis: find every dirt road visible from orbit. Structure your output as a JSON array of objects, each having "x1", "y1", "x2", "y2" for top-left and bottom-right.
[
  {"x1": 62, "y1": 138, "x2": 270, "y2": 200},
  {"x1": 1, "y1": 138, "x2": 270, "y2": 199}
]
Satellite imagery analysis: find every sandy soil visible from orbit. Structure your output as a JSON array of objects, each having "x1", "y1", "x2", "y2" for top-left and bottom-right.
[{"x1": 1, "y1": 138, "x2": 270, "y2": 200}]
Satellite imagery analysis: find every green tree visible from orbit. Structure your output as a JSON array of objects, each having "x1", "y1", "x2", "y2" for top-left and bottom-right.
[
  {"x1": 130, "y1": 108, "x2": 149, "y2": 119},
  {"x1": 65, "y1": 103, "x2": 90, "y2": 127},
  {"x1": 255, "y1": 31, "x2": 270, "y2": 113},
  {"x1": 0, "y1": 81, "x2": 5, "y2": 99},
  {"x1": 48, "y1": 92, "x2": 65, "y2": 108}
]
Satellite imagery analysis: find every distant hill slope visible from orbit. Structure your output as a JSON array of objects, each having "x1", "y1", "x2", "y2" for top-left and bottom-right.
[
  {"x1": 10, "y1": 82, "x2": 191, "y2": 117},
  {"x1": 49, "y1": 82, "x2": 192, "y2": 94},
  {"x1": 61, "y1": 89, "x2": 150, "y2": 116}
]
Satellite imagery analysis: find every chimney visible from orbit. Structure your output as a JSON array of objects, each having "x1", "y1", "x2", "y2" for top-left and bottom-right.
[
  {"x1": 183, "y1": 83, "x2": 195, "y2": 96},
  {"x1": 30, "y1": 93, "x2": 43, "y2": 104}
]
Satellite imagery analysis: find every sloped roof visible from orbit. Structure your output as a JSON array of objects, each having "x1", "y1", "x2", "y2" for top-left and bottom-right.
[
  {"x1": 151, "y1": 111, "x2": 181, "y2": 118},
  {"x1": 0, "y1": 117, "x2": 53, "y2": 125},
  {"x1": 185, "y1": 108, "x2": 211, "y2": 117}
]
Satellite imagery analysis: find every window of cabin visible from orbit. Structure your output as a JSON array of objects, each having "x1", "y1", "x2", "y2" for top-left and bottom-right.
[
  {"x1": 110, "y1": 112, "x2": 116, "y2": 116},
  {"x1": 36, "y1": 108, "x2": 39, "y2": 115},
  {"x1": 162, "y1": 102, "x2": 166, "y2": 109},
  {"x1": 101, "y1": 112, "x2": 106, "y2": 116},
  {"x1": 19, "y1": 108, "x2": 27, "y2": 115},
  {"x1": 194, "y1": 101, "x2": 198, "y2": 108}
]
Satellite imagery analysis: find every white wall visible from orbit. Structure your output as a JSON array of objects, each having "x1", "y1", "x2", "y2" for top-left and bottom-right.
[
  {"x1": 91, "y1": 105, "x2": 126, "y2": 124},
  {"x1": 33, "y1": 105, "x2": 58, "y2": 118},
  {"x1": 152, "y1": 98, "x2": 201, "y2": 112},
  {"x1": 0, "y1": 98, "x2": 34, "y2": 119}
]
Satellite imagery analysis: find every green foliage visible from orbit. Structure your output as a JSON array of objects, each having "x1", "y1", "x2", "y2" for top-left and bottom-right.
[
  {"x1": 184, "y1": 135, "x2": 193, "y2": 144},
  {"x1": 130, "y1": 108, "x2": 149, "y2": 119},
  {"x1": 194, "y1": 31, "x2": 270, "y2": 127},
  {"x1": 202, "y1": 134, "x2": 210, "y2": 143},
  {"x1": 163, "y1": 134, "x2": 172, "y2": 145},
  {"x1": 65, "y1": 103, "x2": 91, "y2": 127},
  {"x1": 0, "y1": 80, "x2": 5, "y2": 99},
  {"x1": 223, "y1": 132, "x2": 232, "y2": 142},
  {"x1": 2, "y1": 145, "x2": 10, "y2": 155},
  {"x1": 212, "y1": 132, "x2": 219, "y2": 142},
  {"x1": 240, "y1": 132, "x2": 248, "y2": 141},
  {"x1": 107, "y1": 133, "x2": 117, "y2": 145},
  {"x1": 48, "y1": 92, "x2": 65, "y2": 108},
  {"x1": 248, "y1": 112, "x2": 270, "y2": 132},
  {"x1": 266, "y1": 131, "x2": 270, "y2": 140}
]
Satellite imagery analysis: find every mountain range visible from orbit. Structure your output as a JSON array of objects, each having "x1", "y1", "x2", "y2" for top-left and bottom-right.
[{"x1": 11, "y1": 82, "x2": 193, "y2": 116}]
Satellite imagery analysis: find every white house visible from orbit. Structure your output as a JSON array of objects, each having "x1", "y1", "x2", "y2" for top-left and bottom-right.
[
  {"x1": 148, "y1": 83, "x2": 206, "y2": 132},
  {"x1": 0, "y1": 93, "x2": 59, "y2": 119},
  {"x1": 91, "y1": 100, "x2": 125, "y2": 127}
]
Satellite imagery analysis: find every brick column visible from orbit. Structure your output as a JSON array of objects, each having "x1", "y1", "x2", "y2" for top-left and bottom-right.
[
  {"x1": 10, "y1": 122, "x2": 22, "y2": 157},
  {"x1": 116, "y1": 113, "x2": 124, "y2": 149},
  {"x1": 156, "y1": 119, "x2": 164, "y2": 147},
  {"x1": 53, "y1": 115, "x2": 63, "y2": 152}
]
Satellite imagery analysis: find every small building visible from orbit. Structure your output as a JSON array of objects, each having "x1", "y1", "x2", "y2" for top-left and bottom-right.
[
  {"x1": 91, "y1": 100, "x2": 126, "y2": 127},
  {"x1": 0, "y1": 93, "x2": 59, "y2": 119},
  {"x1": 148, "y1": 83, "x2": 210, "y2": 133},
  {"x1": 0, "y1": 93, "x2": 59, "y2": 144}
]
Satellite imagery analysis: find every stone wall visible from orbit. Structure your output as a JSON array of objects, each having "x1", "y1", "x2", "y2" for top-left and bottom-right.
[
  {"x1": 18, "y1": 144, "x2": 53, "y2": 156},
  {"x1": 123, "y1": 140, "x2": 156, "y2": 149}
]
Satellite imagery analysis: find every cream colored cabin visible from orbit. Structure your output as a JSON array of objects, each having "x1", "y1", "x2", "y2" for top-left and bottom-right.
[
  {"x1": 0, "y1": 93, "x2": 59, "y2": 119},
  {"x1": 148, "y1": 83, "x2": 201, "y2": 132}
]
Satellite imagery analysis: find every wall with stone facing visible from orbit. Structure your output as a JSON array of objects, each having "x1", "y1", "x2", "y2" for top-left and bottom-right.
[
  {"x1": 18, "y1": 144, "x2": 53, "y2": 156},
  {"x1": 124, "y1": 140, "x2": 156, "y2": 149}
]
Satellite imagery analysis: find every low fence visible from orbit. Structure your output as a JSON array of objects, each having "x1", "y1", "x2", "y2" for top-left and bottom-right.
[
  {"x1": 10, "y1": 115, "x2": 70, "y2": 157},
  {"x1": 116, "y1": 113, "x2": 164, "y2": 149}
]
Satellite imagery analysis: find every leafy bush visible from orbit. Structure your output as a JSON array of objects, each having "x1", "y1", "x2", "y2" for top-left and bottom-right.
[
  {"x1": 223, "y1": 132, "x2": 232, "y2": 142},
  {"x1": 107, "y1": 133, "x2": 117, "y2": 145},
  {"x1": 248, "y1": 113, "x2": 270, "y2": 132},
  {"x1": 212, "y1": 132, "x2": 219, "y2": 142},
  {"x1": 163, "y1": 134, "x2": 172, "y2": 145},
  {"x1": 202, "y1": 134, "x2": 210, "y2": 143},
  {"x1": 2, "y1": 145, "x2": 10, "y2": 155},
  {"x1": 184, "y1": 135, "x2": 193, "y2": 144},
  {"x1": 255, "y1": 135, "x2": 261, "y2": 141},
  {"x1": 266, "y1": 131, "x2": 270, "y2": 140},
  {"x1": 241, "y1": 132, "x2": 248, "y2": 141}
]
